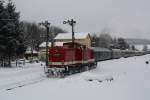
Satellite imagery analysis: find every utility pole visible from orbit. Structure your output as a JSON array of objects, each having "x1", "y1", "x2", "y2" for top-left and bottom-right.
[
  {"x1": 63, "y1": 19, "x2": 76, "y2": 42},
  {"x1": 39, "y1": 21, "x2": 50, "y2": 67},
  {"x1": 30, "y1": 26, "x2": 34, "y2": 63}
]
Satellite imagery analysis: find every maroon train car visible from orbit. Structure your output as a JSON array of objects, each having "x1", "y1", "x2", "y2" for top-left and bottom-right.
[{"x1": 45, "y1": 42, "x2": 97, "y2": 77}]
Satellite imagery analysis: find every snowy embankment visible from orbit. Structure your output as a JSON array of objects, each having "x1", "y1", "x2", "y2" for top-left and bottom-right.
[
  {"x1": 0, "y1": 55, "x2": 150, "y2": 100},
  {"x1": 0, "y1": 62, "x2": 45, "y2": 91}
]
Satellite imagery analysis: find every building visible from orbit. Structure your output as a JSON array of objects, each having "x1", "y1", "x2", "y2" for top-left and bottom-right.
[
  {"x1": 55, "y1": 32, "x2": 92, "y2": 47},
  {"x1": 125, "y1": 38, "x2": 150, "y2": 51},
  {"x1": 132, "y1": 44, "x2": 150, "y2": 51},
  {"x1": 38, "y1": 42, "x2": 51, "y2": 61},
  {"x1": 25, "y1": 47, "x2": 38, "y2": 60}
]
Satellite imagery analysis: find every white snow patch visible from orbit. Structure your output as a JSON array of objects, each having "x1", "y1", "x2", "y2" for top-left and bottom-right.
[{"x1": 81, "y1": 72, "x2": 113, "y2": 82}]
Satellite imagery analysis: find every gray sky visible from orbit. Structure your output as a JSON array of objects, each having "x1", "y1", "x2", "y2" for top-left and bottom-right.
[{"x1": 13, "y1": 0, "x2": 150, "y2": 39}]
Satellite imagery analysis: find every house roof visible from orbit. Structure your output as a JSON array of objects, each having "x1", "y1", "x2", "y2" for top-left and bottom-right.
[{"x1": 55, "y1": 32, "x2": 90, "y2": 40}]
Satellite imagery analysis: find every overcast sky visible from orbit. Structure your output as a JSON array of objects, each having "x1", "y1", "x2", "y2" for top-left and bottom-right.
[{"x1": 12, "y1": 0, "x2": 150, "y2": 39}]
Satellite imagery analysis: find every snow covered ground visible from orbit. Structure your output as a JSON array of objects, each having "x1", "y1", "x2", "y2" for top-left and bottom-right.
[
  {"x1": 0, "y1": 55, "x2": 150, "y2": 100},
  {"x1": 0, "y1": 62, "x2": 45, "y2": 91}
]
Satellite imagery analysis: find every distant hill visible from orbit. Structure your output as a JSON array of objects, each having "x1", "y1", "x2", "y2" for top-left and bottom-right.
[{"x1": 125, "y1": 38, "x2": 150, "y2": 45}]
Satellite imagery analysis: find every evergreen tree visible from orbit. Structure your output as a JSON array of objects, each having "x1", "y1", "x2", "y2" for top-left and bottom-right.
[
  {"x1": 91, "y1": 34, "x2": 99, "y2": 47},
  {"x1": 0, "y1": 0, "x2": 6, "y2": 62},
  {"x1": 0, "y1": 0, "x2": 25, "y2": 66},
  {"x1": 131, "y1": 45, "x2": 136, "y2": 50},
  {"x1": 143, "y1": 45, "x2": 148, "y2": 51},
  {"x1": 117, "y1": 38, "x2": 129, "y2": 50}
]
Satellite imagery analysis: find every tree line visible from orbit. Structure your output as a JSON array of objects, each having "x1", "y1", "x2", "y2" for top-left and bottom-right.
[{"x1": 91, "y1": 33, "x2": 131, "y2": 50}]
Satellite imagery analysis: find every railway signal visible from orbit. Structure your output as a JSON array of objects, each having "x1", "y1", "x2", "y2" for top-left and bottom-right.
[
  {"x1": 39, "y1": 21, "x2": 51, "y2": 67},
  {"x1": 63, "y1": 19, "x2": 76, "y2": 43}
]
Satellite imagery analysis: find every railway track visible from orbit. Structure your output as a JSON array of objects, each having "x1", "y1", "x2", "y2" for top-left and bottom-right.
[
  {"x1": 0, "y1": 64, "x2": 46, "y2": 92},
  {"x1": 0, "y1": 75, "x2": 46, "y2": 92}
]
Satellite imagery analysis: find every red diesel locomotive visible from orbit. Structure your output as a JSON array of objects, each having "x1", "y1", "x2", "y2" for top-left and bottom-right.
[{"x1": 45, "y1": 42, "x2": 97, "y2": 77}]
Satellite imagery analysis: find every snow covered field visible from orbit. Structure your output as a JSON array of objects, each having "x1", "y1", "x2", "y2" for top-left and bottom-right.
[{"x1": 0, "y1": 55, "x2": 150, "y2": 100}]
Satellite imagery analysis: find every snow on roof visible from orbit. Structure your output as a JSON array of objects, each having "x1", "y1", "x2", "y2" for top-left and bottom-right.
[
  {"x1": 55, "y1": 32, "x2": 90, "y2": 40},
  {"x1": 25, "y1": 50, "x2": 38, "y2": 54},
  {"x1": 25, "y1": 47, "x2": 38, "y2": 54},
  {"x1": 39, "y1": 42, "x2": 68, "y2": 47},
  {"x1": 39, "y1": 42, "x2": 51, "y2": 47}
]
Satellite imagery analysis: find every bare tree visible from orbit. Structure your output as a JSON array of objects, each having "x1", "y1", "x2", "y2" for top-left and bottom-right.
[{"x1": 21, "y1": 21, "x2": 66, "y2": 50}]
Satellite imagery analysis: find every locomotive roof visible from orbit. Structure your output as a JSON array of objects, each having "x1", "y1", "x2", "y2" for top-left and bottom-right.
[{"x1": 55, "y1": 32, "x2": 90, "y2": 40}]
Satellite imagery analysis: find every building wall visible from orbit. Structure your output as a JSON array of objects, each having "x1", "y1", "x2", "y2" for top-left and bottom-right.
[
  {"x1": 38, "y1": 48, "x2": 47, "y2": 61},
  {"x1": 55, "y1": 35, "x2": 91, "y2": 47}
]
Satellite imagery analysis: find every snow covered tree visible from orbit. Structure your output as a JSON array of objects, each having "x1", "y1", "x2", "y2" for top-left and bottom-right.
[
  {"x1": 98, "y1": 33, "x2": 113, "y2": 48},
  {"x1": 117, "y1": 38, "x2": 129, "y2": 50},
  {"x1": 21, "y1": 21, "x2": 66, "y2": 50},
  {"x1": 0, "y1": 0, "x2": 6, "y2": 66},
  {"x1": 91, "y1": 34, "x2": 99, "y2": 47},
  {"x1": 143, "y1": 45, "x2": 148, "y2": 51},
  {"x1": 0, "y1": 0, "x2": 25, "y2": 67},
  {"x1": 131, "y1": 45, "x2": 136, "y2": 50},
  {"x1": 111, "y1": 38, "x2": 118, "y2": 49}
]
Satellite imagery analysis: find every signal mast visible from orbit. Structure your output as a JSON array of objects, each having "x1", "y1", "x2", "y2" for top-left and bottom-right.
[{"x1": 63, "y1": 19, "x2": 76, "y2": 42}]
